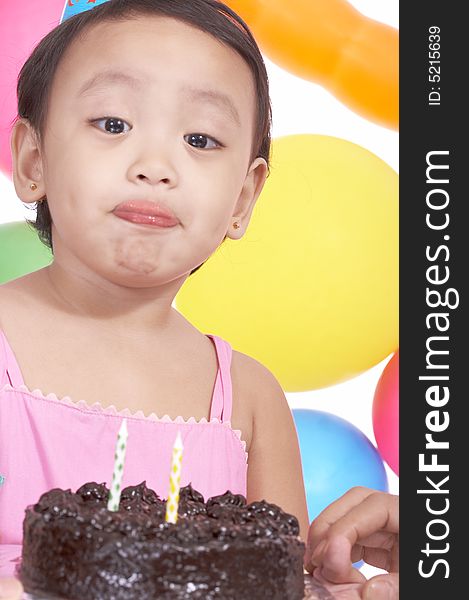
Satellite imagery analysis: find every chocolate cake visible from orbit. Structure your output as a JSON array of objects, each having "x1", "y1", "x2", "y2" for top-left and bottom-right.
[{"x1": 19, "y1": 481, "x2": 305, "y2": 599}]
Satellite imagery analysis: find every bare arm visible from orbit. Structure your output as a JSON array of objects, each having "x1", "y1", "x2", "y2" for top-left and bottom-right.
[{"x1": 242, "y1": 357, "x2": 309, "y2": 541}]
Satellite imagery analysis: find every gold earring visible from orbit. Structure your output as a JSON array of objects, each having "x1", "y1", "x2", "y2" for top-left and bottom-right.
[
  {"x1": 233, "y1": 221, "x2": 240, "y2": 230},
  {"x1": 30, "y1": 182, "x2": 38, "y2": 191}
]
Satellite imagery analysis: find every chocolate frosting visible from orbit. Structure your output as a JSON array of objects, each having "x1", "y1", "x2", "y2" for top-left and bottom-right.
[{"x1": 20, "y1": 482, "x2": 305, "y2": 599}]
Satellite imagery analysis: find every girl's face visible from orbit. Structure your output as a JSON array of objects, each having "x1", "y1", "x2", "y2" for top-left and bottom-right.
[{"x1": 29, "y1": 16, "x2": 267, "y2": 287}]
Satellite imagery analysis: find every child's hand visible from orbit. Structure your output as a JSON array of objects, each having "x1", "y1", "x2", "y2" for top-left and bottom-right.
[
  {"x1": 0, "y1": 577, "x2": 23, "y2": 599},
  {"x1": 304, "y1": 487, "x2": 399, "y2": 600}
]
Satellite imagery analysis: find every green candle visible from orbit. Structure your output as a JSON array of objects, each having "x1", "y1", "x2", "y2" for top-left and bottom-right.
[{"x1": 107, "y1": 418, "x2": 128, "y2": 511}]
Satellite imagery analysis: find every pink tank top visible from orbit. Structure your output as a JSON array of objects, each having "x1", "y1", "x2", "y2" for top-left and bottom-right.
[{"x1": 0, "y1": 330, "x2": 247, "y2": 545}]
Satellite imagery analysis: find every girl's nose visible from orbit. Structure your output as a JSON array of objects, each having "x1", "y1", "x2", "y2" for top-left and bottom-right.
[{"x1": 127, "y1": 145, "x2": 178, "y2": 187}]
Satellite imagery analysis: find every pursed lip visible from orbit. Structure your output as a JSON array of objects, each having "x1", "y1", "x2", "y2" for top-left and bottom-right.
[{"x1": 113, "y1": 200, "x2": 179, "y2": 227}]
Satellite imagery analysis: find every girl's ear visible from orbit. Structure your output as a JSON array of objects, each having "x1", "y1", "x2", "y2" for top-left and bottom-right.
[
  {"x1": 227, "y1": 156, "x2": 268, "y2": 240},
  {"x1": 10, "y1": 118, "x2": 45, "y2": 204}
]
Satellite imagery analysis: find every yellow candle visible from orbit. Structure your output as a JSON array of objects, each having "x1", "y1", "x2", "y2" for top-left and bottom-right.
[{"x1": 165, "y1": 431, "x2": 184, "y2": 524}]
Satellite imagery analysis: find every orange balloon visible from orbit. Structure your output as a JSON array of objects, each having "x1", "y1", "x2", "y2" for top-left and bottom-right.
[{"x1": 226, "y1": 0, "x2": 398, "y2": 130}]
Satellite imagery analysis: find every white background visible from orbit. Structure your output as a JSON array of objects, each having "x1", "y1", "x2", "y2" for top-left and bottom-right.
[
  {"x1": 0, "y1": 0, "x2": 399, "y2": 574},
  {"x1": 267, "y1": 0, "x2": 399, "y2": 495}
]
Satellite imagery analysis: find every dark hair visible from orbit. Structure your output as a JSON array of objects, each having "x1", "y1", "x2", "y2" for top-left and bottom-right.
[{"x1": 14, "y1": 0, "x2": 272, "y2": 275}]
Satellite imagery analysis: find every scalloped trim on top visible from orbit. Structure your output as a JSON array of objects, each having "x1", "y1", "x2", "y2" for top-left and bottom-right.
[{"x1": 1, "y1": 383, "x2": 248, "y2": 461}]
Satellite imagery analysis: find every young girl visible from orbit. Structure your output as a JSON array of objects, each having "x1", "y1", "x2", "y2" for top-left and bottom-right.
[
  {"x1": 0, "y1": 0, "x2": 309, "y2": 549},
  {"x1": 0, "y1": 2, "x2": 400, "y2": 599}
]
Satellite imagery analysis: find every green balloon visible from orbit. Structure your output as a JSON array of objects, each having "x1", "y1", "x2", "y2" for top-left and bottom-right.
[{"x1": 0, "y1": 221, "x2": 52, "y2": 284}]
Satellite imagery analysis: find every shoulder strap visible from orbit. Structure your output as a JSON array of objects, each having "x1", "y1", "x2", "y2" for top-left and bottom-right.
[
  {"x1": 0, "y1": 329, "x2": 25, "y2": 388},
  {"x1": 207, "y1": 334, "x2": 233, "y2": 423}
]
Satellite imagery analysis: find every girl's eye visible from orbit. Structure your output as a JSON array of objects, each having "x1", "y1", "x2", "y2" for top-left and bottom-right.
[
  {"x1": 89, "y1": 119, "x2": 221, "y2": 150},
  {"x1": 90, "y1": 117, "x2": 131, "y2": 135},
  {"x1": 184, "y1": 134, "x2": 221, "y2": 150}
]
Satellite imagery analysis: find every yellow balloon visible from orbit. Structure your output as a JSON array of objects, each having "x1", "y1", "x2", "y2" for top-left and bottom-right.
[{"x1": 175, "y1": 135, "x2": 398, "y2": 391}]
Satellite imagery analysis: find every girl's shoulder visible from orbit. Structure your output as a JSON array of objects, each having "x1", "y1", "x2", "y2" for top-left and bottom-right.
[
  {"x1": 0, "y1": 271, "x2": 42, "y2": 295},
  {"x1": 0, "y1": 275, "x2": 34, "y2": 316},
  {"x1": 232, "y1": 350, "x2": 286, "y2": 398},
  {"x1": 216, "y1": 348, "x2": 289, "y2": 452},
  {"x1": 0, "y1": 280, "x2": 34, "y2": 382},
  {"x1": 0, "y1": 271, "x2": 51, "y2": 331},
  {"x1": 0, "y1": 281, "x2": 20, "y2": 329},
  {"x1": 230, "y1": 349, "x2": 290, "y2": 423}
]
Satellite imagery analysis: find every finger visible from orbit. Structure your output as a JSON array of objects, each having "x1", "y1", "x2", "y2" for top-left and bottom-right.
[
  {"x1": 321, "y1": 492, "x2": 399, "y2": 552},
  {"x1": 313, "y1": 535, "x2": 366, "y2": 585},
  {"x1": 363, "y1": 573, "x2": 399, "y2": 600},
  {"x1": 307, "y1": 487, "x2": 377, "y2": 546},
  {"x1": 350, "y1": 541, "x2": 396, "y2": 570},
  {"x1": 362, "y1": 534, "x2": 399, "y2": 574},
  {"x1": 0, "y1": 577, "x2": 23, "y2": 600},
  {"x1": 310, "y1": 494, "x2": 398, "y2": 576},
  {"x1": 362, "y1": 546, "x2": 394, "y2": 571},
  {"x1": 305, "y1": 487, "x2": 377, "y2": 569},
  {"x1": 315, "y1": 535, "x2": 397, "y2": 581},
  {"x1": 305, "y1": 490, "x2": 398, "y2": 573},
  {"x1": 312, "y1": 566, "x2": 365, "y2": 589}
]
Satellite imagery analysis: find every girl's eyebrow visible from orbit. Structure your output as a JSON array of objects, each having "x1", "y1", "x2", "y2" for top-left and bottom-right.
[
  {"x1": 77, "y1": 69, "x2": 241, "y2": 126},
  {"x1": 77, "y1": 70, "x2": 141, "y2": 96},
  {"x1": 182, "y1": 87, "x2": 241, "y2": 127}
]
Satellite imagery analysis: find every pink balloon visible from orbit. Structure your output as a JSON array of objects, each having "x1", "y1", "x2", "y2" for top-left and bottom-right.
[
  {"x1": 372, "y1": 351, "x2": 399, "y2": 476},
  {"x1": 0, "y1": 0, "x2": 65, "y2": 177}
]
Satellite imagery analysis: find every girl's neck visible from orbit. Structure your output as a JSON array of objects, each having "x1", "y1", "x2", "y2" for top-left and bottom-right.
[{"x1": 41, "y1": 261, "x2": 188, "y2": 334}]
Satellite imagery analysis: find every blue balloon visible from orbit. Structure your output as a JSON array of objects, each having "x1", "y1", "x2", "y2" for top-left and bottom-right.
[{"x1": 292, "y1": 409, "x2": 388, "y2": 522}]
